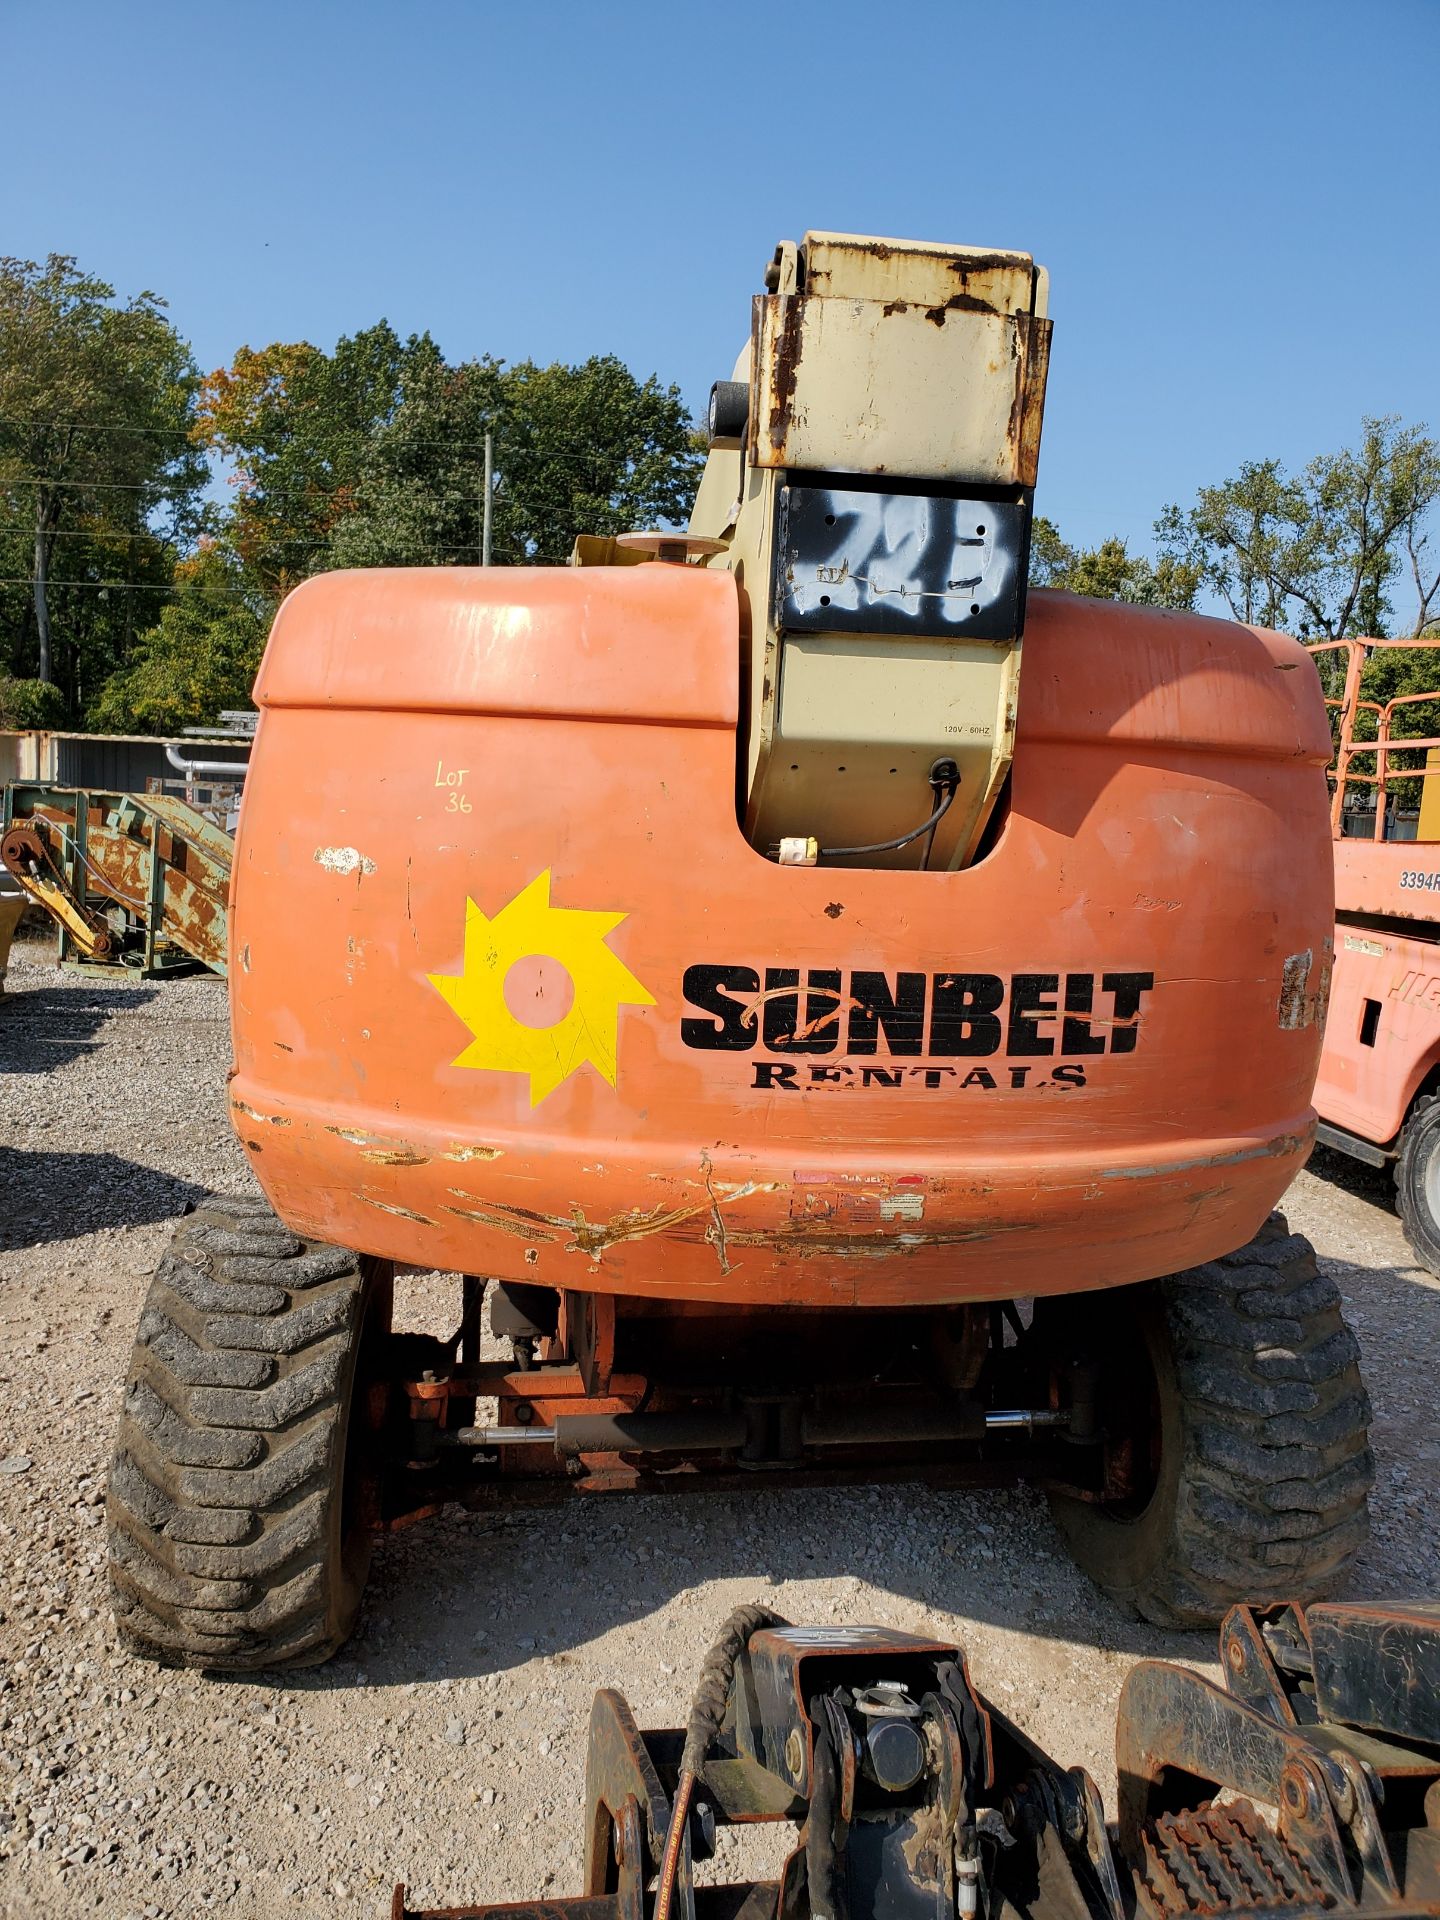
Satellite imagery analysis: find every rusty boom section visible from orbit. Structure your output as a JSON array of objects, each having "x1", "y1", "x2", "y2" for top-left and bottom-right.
[{"x1": 1, "y1": 783, "x2": 231, "y2": 976}]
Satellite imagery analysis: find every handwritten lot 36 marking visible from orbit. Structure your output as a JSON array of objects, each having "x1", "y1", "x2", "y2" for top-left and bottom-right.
[{"x1": 435, "y1": 760, "x2": 472, "y2": 813}]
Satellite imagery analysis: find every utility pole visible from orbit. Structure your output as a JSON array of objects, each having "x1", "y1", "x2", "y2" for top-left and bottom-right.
[{"x1": 482, "y1": 431, "x2": 494, "y2": 566}]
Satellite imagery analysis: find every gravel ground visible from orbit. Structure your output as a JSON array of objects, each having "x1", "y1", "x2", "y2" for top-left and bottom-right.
[{"x1": 0, "y1": 932, "x2": 1436, "y2": 1918}]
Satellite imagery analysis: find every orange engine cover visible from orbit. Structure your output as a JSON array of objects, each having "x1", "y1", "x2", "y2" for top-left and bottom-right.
[{"x1": 229, "y1": 566, "x2": 1333, "y2": 1307}]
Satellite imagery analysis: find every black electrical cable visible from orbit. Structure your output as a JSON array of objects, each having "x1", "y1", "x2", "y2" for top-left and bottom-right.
[
  {"x1": 919, "y1": 807, "x2": 943, "y2": 872},
  {"x1": 820, "y1": 759, "x2": 960, "y2": 861}
]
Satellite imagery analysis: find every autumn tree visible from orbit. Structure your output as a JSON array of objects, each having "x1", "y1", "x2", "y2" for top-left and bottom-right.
[
  {"x1": 0, "y1": 255, "x2": 204, "y2": 698},
  {"x1": 202, "y1": 317, "x2": 705, "y2": 584},
  {"x1": 195, "y1": 322, "x2": 435, "y2": 596}
]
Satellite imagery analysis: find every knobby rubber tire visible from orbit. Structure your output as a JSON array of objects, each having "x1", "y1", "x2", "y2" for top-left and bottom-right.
[
  {"x1": 1048, "y1": 1212, "x2": 1373, "y2": 1627},
  {"x1": 106, "y1": 1193, "x2": 379, "y2": 1670},
  {"x1": 1395, "y1": 1094, "x2": 1440, "y2": 1277}
]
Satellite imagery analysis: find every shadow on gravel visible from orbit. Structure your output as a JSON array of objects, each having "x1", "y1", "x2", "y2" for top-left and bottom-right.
[
  {"x1": 229, "y1": 1482, "x2": 1243, "y2": 1697},
  {"x1": 269, "y1": 1485, "x2": 1212, "y2": 1695},
  {"x1": 1305, "y1": 1142, "x2": 1397, "y2": 1211},
  {"x1": 0, "y1": 1145, "x2": 206, "y2": 1249},
  {"x1": 0, "y1": 976, "x2": 159, "y2": 1074}
]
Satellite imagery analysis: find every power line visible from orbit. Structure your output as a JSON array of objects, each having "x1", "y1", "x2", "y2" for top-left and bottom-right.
[
  {"x1": 0, "y1": 417, "x2": 503, "y2": 450},
  {"x1": 1, "y1": 453, "x2": 687, "y2": 492},
  {"x1": 2, "y1": 432, "x2": 698, "y2": 490},
  {"x1": 0, "y1": 526, "x2": 180, "y2": 541},
  {"x1": 0, "y1": 419, "x2": 699, "y2": 457},
  {"x1": 0, "y1": 576, "x2": 255, "y2": 596},
  {"x1": 0, "y1": 554, "x2": 535, "y2": 595},
  {"x1": 0, "y1": 521, "x2": 528, "y2": 562},
  {"x1": 5, "y1": 481, "x2": 257, "y2": 497},
  {"x1": 0, "y1": 418, "x2": 196, "y2": 437},
  {"x1": 0, "y1": 418, "x2": 669, "y2": 455},
  {"x1": 0, "y1": 519, "x2": 676, "y2": 558}
]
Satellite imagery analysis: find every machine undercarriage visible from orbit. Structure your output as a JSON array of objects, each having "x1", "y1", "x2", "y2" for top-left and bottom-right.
[
  {"x1": 375, "y1": 1277, "x2": 1094, "y2": 1529},
  {"x1": 105, "y1": 1197, "x2": 1372, "y2": 1673}
]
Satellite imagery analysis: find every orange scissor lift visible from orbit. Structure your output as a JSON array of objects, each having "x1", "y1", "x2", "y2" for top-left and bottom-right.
[{"x1": 1310, "y1": 637, "x2": 1440, "y2": 1272}]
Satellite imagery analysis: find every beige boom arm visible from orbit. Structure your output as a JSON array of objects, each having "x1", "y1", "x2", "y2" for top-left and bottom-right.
[{"x1": 690, "y1": 230, "x2": 1051, "y2": 871}]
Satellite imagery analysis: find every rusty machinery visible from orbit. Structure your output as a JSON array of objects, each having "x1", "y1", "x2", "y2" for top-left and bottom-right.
[
  {"x1": 105, "y1": 232, "x2": 1370, "y2": 1675},
  {"x1": 394, "y1": 1601, "x2": 1440, "y2": 1920},
  {"x1": 1, "y1": 783, "x2": 231, "y2": 977},
  {"x1": 0, "y1": 874, "x2": 24, "y2": 995}
]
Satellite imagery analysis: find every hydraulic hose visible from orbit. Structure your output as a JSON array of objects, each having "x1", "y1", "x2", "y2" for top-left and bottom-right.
[{"x1": 652, "y1": 1603, "x2": 789, "y2": 1920}]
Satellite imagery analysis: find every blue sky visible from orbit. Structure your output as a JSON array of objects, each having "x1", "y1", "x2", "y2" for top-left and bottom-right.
[{"x1": 3, "y1": 0, "x2": 1437, "y2": 611}]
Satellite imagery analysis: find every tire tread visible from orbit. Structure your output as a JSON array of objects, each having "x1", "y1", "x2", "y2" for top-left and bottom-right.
[
  {"x1": 106, "y1": 1194, "x2": 372, "y2": 1671},
  {"x1": 1142, "y1": 1213, "x2": 1372, "y2": 1624},
  {"x1": 1049, "y1": 1212, "x2": 1373, "y2": 1628}
]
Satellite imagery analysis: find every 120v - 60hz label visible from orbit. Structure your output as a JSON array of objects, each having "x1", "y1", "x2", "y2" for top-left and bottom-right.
[{"x1": 679, "y1": 966, "x2": 1154, "y2": 1092}]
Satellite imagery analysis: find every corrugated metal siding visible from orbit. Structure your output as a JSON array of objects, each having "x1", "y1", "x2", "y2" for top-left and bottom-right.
[{"x1": 50, "y1": 735, "x2": 251, "y2": 790}]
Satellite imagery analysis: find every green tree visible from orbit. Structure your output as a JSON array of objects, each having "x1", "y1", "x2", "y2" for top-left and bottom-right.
[
  {"x1": 0, "y1": 511, "x2": 184, "y2": 716},
  {"x1": 1028, "y1": 516, "x2": 1200, "y2": 608},
  {"x1": 327, "y1": 351, "x2": 703, "y2": 570},
  {"x1": 1156, "y1": 417, "x2": 1440, "y2": 643},
  {"x1": 1402, "y1": 464, "x2": 1440, "y2": 639},
  {"x1": 0, "y1": 255, "x2": 204, "y2": 698},
  {"x1": 205, "y1": 323, "x2": 706, "y2": 583},
  {"x1": 89, "y1": 546, "x2": 267, "y2": 734},
  {"x1": 0, "y1": 676, "x2": 66, "y2": 728},
  {"x1": 1027, "y1": 515, "x2": 1072, "y2": 588},
  {"x1": 325, "y1": 343, "x2": 504, "y2": 569},
  {"x1": 491, "y1": 355, "x2": 703, "y2": 563}
]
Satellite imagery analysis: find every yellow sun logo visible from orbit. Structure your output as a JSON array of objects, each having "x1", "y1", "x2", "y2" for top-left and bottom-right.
[{"x1": 428, "y1": 870, "x2": 655, "y2": 1107}]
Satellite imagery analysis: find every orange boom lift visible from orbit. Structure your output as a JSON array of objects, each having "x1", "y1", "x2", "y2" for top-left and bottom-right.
[
  {"x1": 1310, "y1": 636, "x2": 1440, "y2": 1272},
  {"x1": 105, "y1": 233, "x2": 1372, "y2": 1670}
]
